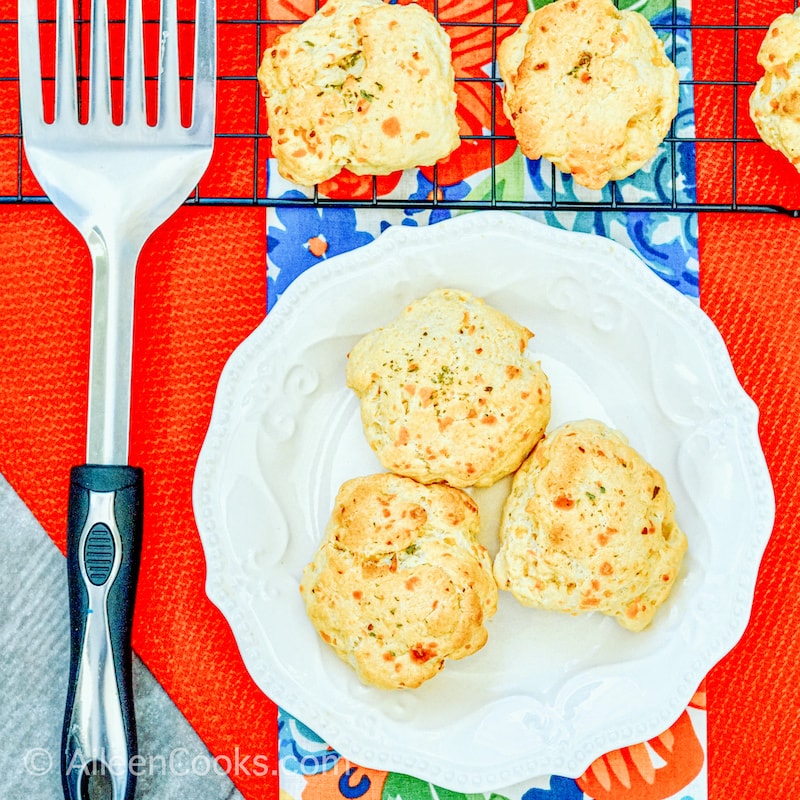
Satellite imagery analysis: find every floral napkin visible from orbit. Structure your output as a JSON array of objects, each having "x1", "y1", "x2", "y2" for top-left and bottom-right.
[{"x1": 264, "y1": 0, "x2": 707, "y2": 797}]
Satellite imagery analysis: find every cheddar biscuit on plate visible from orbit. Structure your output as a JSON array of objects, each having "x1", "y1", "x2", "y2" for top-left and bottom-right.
[
  {"x1": 257, "y1": 0, "x2": 460, "y2": 186},
  {"x1": 300, "y1": 473, "x2": 498, "y2": 689},
  {"x1": 497, "y1": 0, "x2": 679, "y2": 189},
  {"x1": 749, "y1": 8, "x2": 800, "y2": 171},
  {"x1": 494, "y1": 419, "x2": 687, "y2": 631},
  {"x1": 346, "y1": 288, "x2": 551, "y2": 489}
]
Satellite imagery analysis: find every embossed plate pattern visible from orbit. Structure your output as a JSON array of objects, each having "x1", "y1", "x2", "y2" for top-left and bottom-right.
[{"x1": 192, "y1": 212, "x2": 774, "y2": 791}]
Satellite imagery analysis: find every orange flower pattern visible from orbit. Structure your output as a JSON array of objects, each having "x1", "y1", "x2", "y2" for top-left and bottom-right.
[{"x1": 577, "y1": 709, "x2": 705, "y2": 800}]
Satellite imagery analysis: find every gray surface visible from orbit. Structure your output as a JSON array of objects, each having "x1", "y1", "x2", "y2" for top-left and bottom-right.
[{"x1": 0, "y1": 474, "x2": 243, "y2": 800}]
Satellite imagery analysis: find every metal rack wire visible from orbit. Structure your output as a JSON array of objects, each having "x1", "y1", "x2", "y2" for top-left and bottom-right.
[{"x1": 3, "y1": 0, "x2": 800, "y2": 215}]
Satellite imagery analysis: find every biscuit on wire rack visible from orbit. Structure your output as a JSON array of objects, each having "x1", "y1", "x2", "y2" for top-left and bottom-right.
[
  {"x1": 497, "y1": 0, "x2": 679, "y2": 190},
  {"x1": 749, "y1": 8, "x2": 800, "y2": 171},
  {"x1": 493, "y1": 419, "x2": 688, "y2": 632},
  {"x1": 300, "y1": 473, "x2": 497, "y2": 689},
  {"x1": 257, "y1": 0, "x2": 460, "y2": 186},
  {"x1": 346, "y1": 288, "x2": 551, "y2": 489}
]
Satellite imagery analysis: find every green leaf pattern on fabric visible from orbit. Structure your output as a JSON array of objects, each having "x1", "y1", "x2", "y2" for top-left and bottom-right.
[
  {"x1": 462, "y1": 150, "x2": 527, "y2": 204},
  {"x1": 382, "y1": 773, "x2": 510, "y2": 800},
  {"x1": 531, "y1": 0, "x2": 672, "y2": 17}
]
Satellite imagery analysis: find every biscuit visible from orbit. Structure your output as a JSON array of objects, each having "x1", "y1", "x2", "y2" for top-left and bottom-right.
[
  {"x1": 497, "y1": 0, "x2": 680, "y2": 190},
  {"x1": 346, "y1": 288, "x2": 551, "y2": 489},
  {"x1": 300, "y1": 473, "x2": 498, "y2": 689},
  {"x1": 749, "y1": 8, "x2": 800, "y2": 171},
  {"x1": 257, "y1": 0, "x2": 460, "y2": 186},
  {"x1": 493, "y1": 419, "x2": 687, "y2": 632}
]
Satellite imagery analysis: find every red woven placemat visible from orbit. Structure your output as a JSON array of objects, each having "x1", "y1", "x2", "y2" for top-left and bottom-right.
[
  {"x1": 699, "y1": 213, "x2": 800, "y2": 798},
  {"x1": 693, "y1": 2, "x2": 800, "y2": 791}
]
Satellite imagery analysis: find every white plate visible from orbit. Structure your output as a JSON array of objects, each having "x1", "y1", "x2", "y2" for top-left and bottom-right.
[{"x1": 192, "y1": 211, "x2": 774, "y2": 792}]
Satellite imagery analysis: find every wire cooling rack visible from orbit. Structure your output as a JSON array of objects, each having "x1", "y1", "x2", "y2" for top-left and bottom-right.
[{"x1": 3, "y1": 0, "x2": 800, "y2": 215}]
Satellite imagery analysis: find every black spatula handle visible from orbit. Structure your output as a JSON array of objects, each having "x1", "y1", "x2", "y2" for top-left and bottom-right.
[{"x1": 62, "y1": 464, "x2": 143, "y2": 800}]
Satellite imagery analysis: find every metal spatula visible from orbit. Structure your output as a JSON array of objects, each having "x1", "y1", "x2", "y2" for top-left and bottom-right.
[{"x1": 18, "y1": 0, "x2": 216, "y2": 795}]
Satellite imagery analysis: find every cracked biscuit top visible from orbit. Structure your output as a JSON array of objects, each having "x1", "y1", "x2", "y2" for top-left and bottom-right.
[
  {"x1": 749, "y1": 8, "x2": 800, "y2": 171},
  {"x1": 494, "y1": 419, "x2": 688, "y2": 632},
  {"x1": 346, "y1": 288, "x2": 551, "y2": 489},
  {"x1": 257, "y1": 0, "x2": 460, "y2": 186},
  {"x1": 498, "y1": 0, "x2": 679, "y2": 189},
  {"x1": 300, "y1": 472, "x2": 497, "y2": 689}
]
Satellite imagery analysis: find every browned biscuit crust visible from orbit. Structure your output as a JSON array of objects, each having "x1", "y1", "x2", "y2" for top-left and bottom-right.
[
  {"x1": 494, "y1": 419, "x2": 687, "y2": 631},
  {"x1": 257, "y1": 0, "x2": 460, "y2": 186},
  {"x1": 749, "y1": 8, "x2": 800, "y2": 170},
  {"x1": 498, "y1": 0, "x2": 679, "y2": 189},
  {"x1": 300, "y1": 473, "x2": 498, "y2": 688}
]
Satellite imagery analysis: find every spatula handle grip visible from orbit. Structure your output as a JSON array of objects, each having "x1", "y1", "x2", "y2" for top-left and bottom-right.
[{"x1": 61, "y1": 464, "x2": 143, "y2": 800}]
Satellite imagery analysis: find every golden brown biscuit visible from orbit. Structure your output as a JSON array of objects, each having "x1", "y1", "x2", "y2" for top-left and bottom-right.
[
  {"x1": 494, "y1": 419, "x2": 687, "y2": 631},
  {"x1": 497, "y1": 0, "x2": 679, "y2": 189},
  {"x1": 749, "y1": 9, "x2": 800, "y2": 171},
  {"x1": 300, "y1": 473, "x2": 498, "y2": 689},
  {"x1": 346, "y1": 288, "x2": 551, "y2": 489},
  {"x1": 257, "y1": 0, "x2": 460, "y2": 186}
]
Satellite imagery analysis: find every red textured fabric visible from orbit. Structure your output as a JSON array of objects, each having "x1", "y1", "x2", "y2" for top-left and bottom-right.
[
  {"x1": 700, "y1": 214, "x2": 800, "y2": 799},
  {"x1": 694, "y1": 0, "x2": 800, "y2": 795}
]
